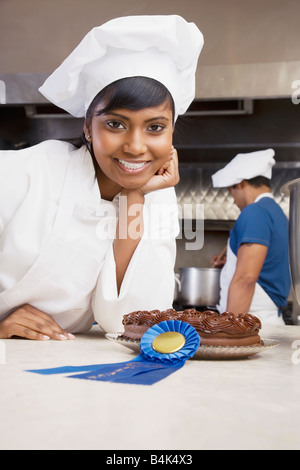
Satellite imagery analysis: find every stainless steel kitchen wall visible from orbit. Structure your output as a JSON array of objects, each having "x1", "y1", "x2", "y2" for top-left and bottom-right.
[
  {"x1": 176, "y1": 164, "x2": 300, "y2": 221},
  {"x1": 1, "y1": 0, "x2": 300, "y2": 100}
]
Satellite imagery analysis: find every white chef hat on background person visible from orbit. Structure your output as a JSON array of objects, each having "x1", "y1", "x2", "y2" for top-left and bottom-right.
[
  {"x1": 211, "y1": 149, "x2": 276, "y2": 188},
  {"x1": 39, "y1": 15, "x2": 204, "y2": 120}
]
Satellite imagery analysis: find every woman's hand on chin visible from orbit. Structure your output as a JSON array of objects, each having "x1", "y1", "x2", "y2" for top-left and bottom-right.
[{"x1": 137, "y1": 146, "x2": 179, "y2": 196}]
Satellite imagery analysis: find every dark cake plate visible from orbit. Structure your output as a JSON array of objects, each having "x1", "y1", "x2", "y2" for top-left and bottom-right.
[{"x1": 105, "y1": 333, "x2": 279, "y2": 360}]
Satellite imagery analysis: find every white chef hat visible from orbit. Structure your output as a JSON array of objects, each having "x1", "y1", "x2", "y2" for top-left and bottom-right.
[
  {"x1": 39, "y1": 15, "x2": 204, "y2": 119},
  {"x1": 211, "y1": 149, "x2": 276, "y2": 188}
]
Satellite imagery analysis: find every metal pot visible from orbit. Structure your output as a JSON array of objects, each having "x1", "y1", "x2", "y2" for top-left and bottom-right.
[
  {"x1": 177, "y1": 267, "x2": 221, "y2": 307},
  {"x1": 281, "y1": 178, "x2": 300, "y2": 305}
]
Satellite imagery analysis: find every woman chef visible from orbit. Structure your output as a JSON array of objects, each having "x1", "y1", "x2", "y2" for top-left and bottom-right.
[
  {"x1": 211, "y1": 149, "x2": 291, "y2": 325},
  {"x1": 0, "y1": 15, "x2": 203, "y2": 340}
]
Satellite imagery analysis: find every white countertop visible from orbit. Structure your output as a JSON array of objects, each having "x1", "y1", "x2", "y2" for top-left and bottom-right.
[{"x1": 0, "y1": 324, "x2": 300, "y2": 450}]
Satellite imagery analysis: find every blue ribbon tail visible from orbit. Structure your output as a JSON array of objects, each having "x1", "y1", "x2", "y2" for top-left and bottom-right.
[
  {"x1": 68, "y1": 356, "x2": 185, "y2": 385},
  {"x1": 26, "y1": 357, "x2": 141, "y2": 375}
]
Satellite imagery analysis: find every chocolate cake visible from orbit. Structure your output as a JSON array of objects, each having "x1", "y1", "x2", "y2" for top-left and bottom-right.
[{"x1": 121, "y1": 309, "x2": 262, "y2": 347}]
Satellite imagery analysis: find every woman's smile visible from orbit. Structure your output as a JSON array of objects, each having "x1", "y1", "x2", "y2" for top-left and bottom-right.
[{"x1": 114, "y1": 158, "x2": 151, "y2": 174}]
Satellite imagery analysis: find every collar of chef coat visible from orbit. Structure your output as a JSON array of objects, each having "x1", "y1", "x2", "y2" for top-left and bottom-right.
[{"x1": 254, "y1": 192, "x2": 274, "y2": 203}]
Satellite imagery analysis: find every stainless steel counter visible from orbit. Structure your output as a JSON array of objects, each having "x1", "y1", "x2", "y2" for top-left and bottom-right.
[{"x1": 0, "y1": 324, "x2": 299, "y2": 450}]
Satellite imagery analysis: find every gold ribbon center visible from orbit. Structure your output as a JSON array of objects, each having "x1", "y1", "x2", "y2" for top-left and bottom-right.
[{"x1": 152, "y1": 332, "x2": 186, "y2": 354}]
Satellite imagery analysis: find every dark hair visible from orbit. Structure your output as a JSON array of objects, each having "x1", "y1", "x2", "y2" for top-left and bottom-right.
[
  {"x1": 83, "y1": 76, "x2": 175, "y2": 146},
  {"x1": 245, "y1": 176, "x2": 271, "y2": 188}
]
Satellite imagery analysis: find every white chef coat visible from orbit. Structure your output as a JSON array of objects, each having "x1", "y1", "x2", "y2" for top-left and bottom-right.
[
  {"x1": 0, "y1": 140, "x2": 179, "y2": 333},
  {"x1": 217, "y1": 193, "x2": 285, "y2": 325}
]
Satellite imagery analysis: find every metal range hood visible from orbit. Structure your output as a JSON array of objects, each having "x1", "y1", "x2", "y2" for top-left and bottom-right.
[
  {"x1": 195, "y1": 61, "x2": 300, "y2": 102},
  {"x1": 0, "y1": 73, "x2": 49, "y2": 106},
  {"x1": 1, "y1": 58, "x2": 300, "y2": 109},
  {"x1": 0, "y1": 72, "x2": 254, "y2": 119}
]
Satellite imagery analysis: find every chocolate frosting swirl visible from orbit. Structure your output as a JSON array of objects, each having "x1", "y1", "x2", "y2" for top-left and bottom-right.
[
  {"x1": 123, "y1": 309, "x2": 261, "y2": 336},
  {"x1": 123, "y1": 309, "x2": 177, "y2": 326}
]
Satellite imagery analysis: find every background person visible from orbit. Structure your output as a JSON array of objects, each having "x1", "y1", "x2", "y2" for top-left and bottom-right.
[{"x1": 211, "y1": 148, "x2": 291, "y2": 325}]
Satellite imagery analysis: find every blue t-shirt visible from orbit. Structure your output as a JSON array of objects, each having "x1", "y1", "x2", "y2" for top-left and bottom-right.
[{"x1": 229, "y1": 196, "x2": 291, "y2": 309}]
